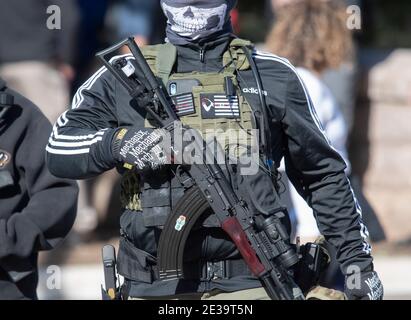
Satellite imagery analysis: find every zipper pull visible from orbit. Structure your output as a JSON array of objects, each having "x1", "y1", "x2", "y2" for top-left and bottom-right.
[{"x1": 200, "y1": 48, "x2": 205, "y2": 63}]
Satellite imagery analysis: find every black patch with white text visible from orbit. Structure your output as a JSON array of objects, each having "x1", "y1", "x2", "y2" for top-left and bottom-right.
[
  {"x1": 170, "y1": 93, "x2": 196, "y2": 116},
  {"x1": 200, "y1": 94, "x2": 240, "y2": 119}
]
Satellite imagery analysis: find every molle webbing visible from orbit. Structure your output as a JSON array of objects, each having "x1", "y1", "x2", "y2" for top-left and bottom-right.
[
  {"x1": 120, "y1": 39, "x2": 257, "y2": 215},
  {"x1": 120, "y1": 170, "x2": 142, "y2": 211}
]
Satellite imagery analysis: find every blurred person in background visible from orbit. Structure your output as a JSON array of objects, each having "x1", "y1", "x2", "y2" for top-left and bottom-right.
[
  {"x1": 73, "y1": 0, "x2": 110, "y2": 92},
  {"x1": 72, "y1": 0, "x2": 164, "y2": 236},
  {"x1": 268, "y1": 0, "x2": 362, "y2": 133},
  {"x1": 0, "y1": 0, "x2": 79, "y2": 124},
  {"x1": 267, "y1": 0, "x2": 385, "y2": 243},
  {"x1": 267, "y1": 0, "x2": 354, "y2": 243},
  {"x1": 109, "y1": 0, "x2": 159, "y2": 48},
  {"x1": 266, "y1": 0, "x2": 385, "y2": 289},
  {"x1": 0, "y1": 0, "x2": 102, "y2": 241},
  {"x1": 0, "y1": 78, "x2": 78, "y2": 299},
  {"x1": 75, "y1": 0, "x2": 168, "y2": 236},
  {"x1": 70, "y1": 0, "x2": 111, "y2": 237}
]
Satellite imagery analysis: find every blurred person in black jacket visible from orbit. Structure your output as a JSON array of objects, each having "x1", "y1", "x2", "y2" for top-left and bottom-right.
[
  {"x1": 0, "y1": 78, "x2": 78, "y2": 300},
  {"x1": 0, "y1": 0, "x2": 79, "y2": 123}
]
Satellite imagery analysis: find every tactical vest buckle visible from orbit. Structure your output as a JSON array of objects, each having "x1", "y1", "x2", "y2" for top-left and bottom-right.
[
  {"x1": 175, "y1": 166, "x2": 194, "y2": 189},
  {"x1": 204, "y1": 261, "x2": 227, "y2": 281}
]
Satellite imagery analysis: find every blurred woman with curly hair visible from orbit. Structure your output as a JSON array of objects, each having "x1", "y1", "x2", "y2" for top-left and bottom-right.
[
  {"x1": 267, "y1": 0, "x2": 353, "y2": 74},
  {"x1": 266, "y1": 0, "x2": 385, "y2": 290},
  {"x1": 267, "y1": 0, "x2": 353, "y2": 242},
  {"x1": 265, "y1": 0, "x2": 355, "y2": 293}
]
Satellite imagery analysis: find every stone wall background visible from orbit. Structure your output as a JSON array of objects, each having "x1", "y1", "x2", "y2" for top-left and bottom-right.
[{"x1": 351, "y1": 49, "x2": 411, "y2": 243}]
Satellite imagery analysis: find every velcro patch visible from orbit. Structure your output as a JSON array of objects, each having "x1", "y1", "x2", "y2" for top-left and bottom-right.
[
  {"x1": 200, "y1": 94, "x2": 240, "y2": 119},
  {"x1": 170, "y1": 93, "x2": 196, "y2": 116}
]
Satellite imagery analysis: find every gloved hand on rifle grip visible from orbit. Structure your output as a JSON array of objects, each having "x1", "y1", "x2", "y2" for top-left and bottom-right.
[
  {"x1": 132, "y1": 83, "x2": 154, "y2": 109},
  {"x1": 111, "y1": 126, "x2": 169, "y2": 171}
]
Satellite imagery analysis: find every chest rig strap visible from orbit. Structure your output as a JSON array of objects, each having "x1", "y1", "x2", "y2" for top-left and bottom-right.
[
  {"x1": 156, "y1": 43, "x2": 177, "y2": 86},
  {"x1": 224, "y1": 39, "x2": 272, "y2": 166},
  {"x1": 153, "y1": 38, "x2": 253, "y2": 85},
  {"x1": 222, "y1": 38, "x2": 252, "y2": 72}
]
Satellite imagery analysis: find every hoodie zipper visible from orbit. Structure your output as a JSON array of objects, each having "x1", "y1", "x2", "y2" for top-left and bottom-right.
[{"x1": 200, "y1": 48, "x2": 205, "y2": 63}]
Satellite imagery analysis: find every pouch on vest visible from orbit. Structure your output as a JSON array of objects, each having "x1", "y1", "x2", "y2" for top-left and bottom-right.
[{"x1": 117, "y1": 235, "x2": 157, "y2": 283}]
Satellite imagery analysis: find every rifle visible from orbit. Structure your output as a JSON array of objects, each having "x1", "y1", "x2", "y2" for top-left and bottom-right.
[{"x1": 96, "y1": 38, "x2": 305, "y2": 300}]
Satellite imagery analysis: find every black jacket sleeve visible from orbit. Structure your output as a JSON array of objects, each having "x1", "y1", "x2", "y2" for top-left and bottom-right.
[
  {"x1": 253, "y1": 52, "x2": 372, "y2": 274},
  {"x1": 0, "y1": 99, "x2": 78, "y2": 260},
  {"x1": 282, "y1": 68, "x2": 372, "y2": 274},
  {"x1": 46, "y1": 66, "x2": 120, "y2": 179}
]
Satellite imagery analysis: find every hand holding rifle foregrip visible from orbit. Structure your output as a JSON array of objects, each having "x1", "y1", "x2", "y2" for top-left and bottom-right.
[{"x1": 96, "y1": 38, "x2": 305, "y2": 300}]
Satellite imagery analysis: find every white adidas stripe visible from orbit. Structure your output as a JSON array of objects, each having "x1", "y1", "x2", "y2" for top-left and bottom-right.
[
  {"x1": 347, "y1": 179, "x2": 372, "y2": 254},
  {"x1": 253, "y1": 51, "x2": 328, "y2": 139},
  {"x1": 46, "y1": 145, "x2": 90, "y2": 155},
  {"x1": 72, "y1": 53, "x2": 134, "y2": 109},
  {"x1": 49, "y1": 54, "x2": 133, "y2": 148},
  {"x1": 61, "y1": 111, "x2": 69, "y2": 124},
  {"x1": 72, "y1": 66, "x2": 106, "y2": 107},
  {"x1": 57, "y1": 112, "x2": 69, "y2": 127},
  {"x1": 47, "y1": 54, "x2": 133, "y2": 156},
  {"x1": 48, "y1": 136, "x2": 103, "y2": 148},
  {"x1": 72, "y1": 67, "x2": 107, "y2": 109},
  {"x1": 51, "y1": 125, "x2": 106, "y2": 141},
  {"x1": 48, "y1": 125, "x2": 107, "y2": 154}
]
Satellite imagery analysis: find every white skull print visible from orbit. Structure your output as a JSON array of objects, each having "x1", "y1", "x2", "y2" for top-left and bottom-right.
[{"x1": 161, "y1": 3, "x2": 228, "y2": 39}]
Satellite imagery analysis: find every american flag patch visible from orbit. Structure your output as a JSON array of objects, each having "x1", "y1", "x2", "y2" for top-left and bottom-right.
[
  {"x1": 170, "y1": 93, "x2": 196, "y2": 116},
  {"x1": 200, "y1": 94, "x2": 240, "y2": 119}
]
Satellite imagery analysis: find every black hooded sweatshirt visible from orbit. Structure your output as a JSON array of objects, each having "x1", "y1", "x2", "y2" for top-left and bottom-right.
[{"x1": 0, "y1": 79, "x2": 78, "y2": 299}]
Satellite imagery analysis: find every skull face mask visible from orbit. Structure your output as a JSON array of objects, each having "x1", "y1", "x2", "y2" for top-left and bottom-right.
[{"x1": 161, "y1": 0, "x2": 237, "y2": 45}]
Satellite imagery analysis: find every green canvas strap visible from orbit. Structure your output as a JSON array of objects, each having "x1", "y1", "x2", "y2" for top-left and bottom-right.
[
  {"x1": 223, "y1": 38, "x2": 253, "y2": 73},
  {"x1": 156, "y1": 42, "x2": 177, "y2": 86},
  {"x1": 154, "y1": 38, "x2": 253, "y2": 86}
]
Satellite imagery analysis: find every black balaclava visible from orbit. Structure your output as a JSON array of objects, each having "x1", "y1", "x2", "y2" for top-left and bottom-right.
[{"x1": 160, "y1": 0, "x2": 237, "y2": 45}]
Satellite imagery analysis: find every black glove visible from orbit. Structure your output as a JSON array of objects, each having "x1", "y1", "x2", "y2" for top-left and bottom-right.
[
  {"x1": 111, "y1": 127, "x2": 169, "y2": 171},
  {"x1": 344, "y1": 268, "x2": 384, "y2": 300}
]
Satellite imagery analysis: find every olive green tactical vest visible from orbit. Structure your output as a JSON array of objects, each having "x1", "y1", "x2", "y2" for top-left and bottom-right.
[{"x1": 120, "y1": 39, "x2": 257, "y2": 213}]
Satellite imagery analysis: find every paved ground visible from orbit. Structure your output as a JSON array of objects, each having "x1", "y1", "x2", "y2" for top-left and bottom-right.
[
  {"x1": 372, "y1": 256, "x2": 411, "y2": 300},
  {"x1": 37, "y1": 255, "x2": 411, "y2": 300}
]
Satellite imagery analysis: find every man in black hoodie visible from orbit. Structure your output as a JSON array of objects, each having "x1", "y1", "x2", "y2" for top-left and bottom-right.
[
  {"x1": 0, "y1": 78, "x2": 78, "y2": 299},
  {"x1": 46, "y1": 0, "x2": 382, "y2": 300}
]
